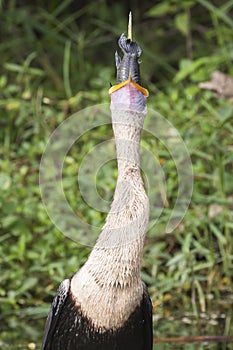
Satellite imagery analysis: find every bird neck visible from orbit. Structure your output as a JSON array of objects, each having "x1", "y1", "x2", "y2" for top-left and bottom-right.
[
  {"x1": 89, "y1": 86, "x2": 149, "y2": 278},
  {"x1": 113, "y1": 117, "x2": 142, "y2": 177},
  {"x1": 70, "y1": 85, "x2": 149, "y2": 329},
  {"x1": 74, "y1": 85, "x2": 149, "y2": 287}
]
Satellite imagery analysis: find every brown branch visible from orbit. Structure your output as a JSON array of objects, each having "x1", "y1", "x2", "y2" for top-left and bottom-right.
[
  {"x1": 199, "y1": 71, "x2": 233, "y2": 99},
  {"x1": 154, "y1": 335, "x2": 233, "y2": 343}
]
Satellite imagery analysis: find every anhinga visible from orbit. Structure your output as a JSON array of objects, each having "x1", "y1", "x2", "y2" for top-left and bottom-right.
[{"x1": 42, "y1": 12, "x2": 152, "y2": 350}]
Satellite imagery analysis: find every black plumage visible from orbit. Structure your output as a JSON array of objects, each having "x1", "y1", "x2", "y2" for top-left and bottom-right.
[{"x1": 42, "y1": 281, "x2": 152, "y2": 350}]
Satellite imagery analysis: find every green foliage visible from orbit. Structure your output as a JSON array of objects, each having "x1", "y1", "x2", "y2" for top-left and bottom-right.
[{"x1": 0, "y1": 0, "x2": 233, "y2": 348}]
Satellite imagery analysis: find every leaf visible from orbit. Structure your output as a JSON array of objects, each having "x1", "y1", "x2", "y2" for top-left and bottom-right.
[
  {"x1": 175, "y1": 12, "x2": 189, "y2": 36},
  {"x1": 182, "y1": 232, "x2": 192, "y2": 253},
  {"x1": 0, "y1": 173, "x2": 11, "y2": 190},
  {"x1": 2, "y1": 215, "x2": 18, "y2": 228},
  {"x1": 147, "y1": 3, "x2": 176, "y2": 17},
  {"x1": 166, "y1": 253, "x2": 185, "y2": 266},
  {"x1": 210, "y1": 223, "x2": 227, "y2": 245},
  {"x1": 174, "y1": 56, "x2": 220, "y2": 83},
  {"x1": 16, "y1": 277, "x2": 38, "y2": 296},
  {"x1": 194, "y1": 280, "x2": 206, "y2": 312},
  {"x1": 4, "y1": 62, "x2": 44, "y2": 76},
  {"x1": 197, "y1": 0, "x2": 233, "y2": 28}
]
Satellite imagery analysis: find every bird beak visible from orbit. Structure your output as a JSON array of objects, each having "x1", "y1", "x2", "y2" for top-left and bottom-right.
[
  {"x1": 128, "y1": 11, "x2": 132, "y2": 41},
  {"x1": 109, "y1": 12, "x2": 149, "y2": 97},
  {"x1": 109, "y1": 75, "x2": 149, "y2": 96}
]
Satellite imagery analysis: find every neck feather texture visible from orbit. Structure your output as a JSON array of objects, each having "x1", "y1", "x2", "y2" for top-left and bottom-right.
[
  {"x1": 93, "y1": 84, "x2": 149, "y2": 273},
  {"x1": 71, "y1": 83, "x2": 149, "y2": 330}
]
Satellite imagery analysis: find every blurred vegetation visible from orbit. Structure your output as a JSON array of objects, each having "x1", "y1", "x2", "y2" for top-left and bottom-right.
[{"x1": 0, "y1": 0, "x2": 233, "y2": 348}]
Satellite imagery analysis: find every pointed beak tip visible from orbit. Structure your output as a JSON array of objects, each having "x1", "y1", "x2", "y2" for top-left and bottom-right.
[{"x1": 127, "y1": 11, "x2": 132, "y2": 41}]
